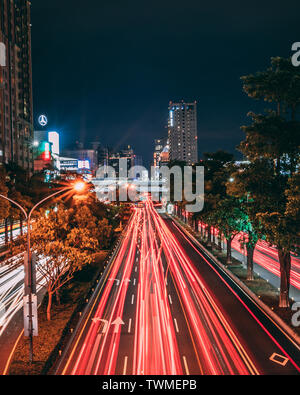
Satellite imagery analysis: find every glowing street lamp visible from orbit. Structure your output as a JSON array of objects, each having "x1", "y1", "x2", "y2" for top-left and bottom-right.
[
  {"x1": 0, "y1": 180, "x2": 87, "y2": 363},
  {"x1": 73, "y1": 180, "x2": 86, "y2": 193}
]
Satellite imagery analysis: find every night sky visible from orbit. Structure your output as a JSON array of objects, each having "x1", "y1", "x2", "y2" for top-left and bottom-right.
[{"x1": 31, "y1": 0, "x2": 300, "y2": 167}]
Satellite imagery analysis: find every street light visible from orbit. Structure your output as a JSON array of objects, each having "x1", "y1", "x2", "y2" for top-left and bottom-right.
[
  {"x1": 73, "y1": 180, "x2": 86, "y2": 193},
  {"x1": 0, "y1": 180, "x2": 86, "y2": 363}
]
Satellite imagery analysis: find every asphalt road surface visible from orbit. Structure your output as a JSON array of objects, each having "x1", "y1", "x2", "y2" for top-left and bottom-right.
[{"x1": 56, "y1": 200, "x2": 300, "y2": 375}]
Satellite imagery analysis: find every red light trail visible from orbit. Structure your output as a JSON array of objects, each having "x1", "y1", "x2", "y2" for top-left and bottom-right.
[{"x1": 59, "y1": 200, "x2": 300, "y2": 376}]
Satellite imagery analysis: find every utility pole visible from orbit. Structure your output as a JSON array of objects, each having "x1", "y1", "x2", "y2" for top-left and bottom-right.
[{"x1": 23, "y1": 252, "x2": 38, "y2": 363}]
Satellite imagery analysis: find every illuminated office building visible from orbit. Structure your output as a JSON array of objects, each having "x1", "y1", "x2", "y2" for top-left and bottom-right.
[
  {"x1": 0, "y1": 0, "x2": 33, "y2": 173},
  {"x1": 168, "y1": 101, "x2": 198, "y2": 165}
]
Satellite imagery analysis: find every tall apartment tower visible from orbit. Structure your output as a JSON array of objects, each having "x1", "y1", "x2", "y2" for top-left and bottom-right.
[
  {"x1": 0, "y1": 0, "x2": 34, "y2": 173},
  {"x1": 168, "y1": 101, "x2": 198, "y2": 165}
]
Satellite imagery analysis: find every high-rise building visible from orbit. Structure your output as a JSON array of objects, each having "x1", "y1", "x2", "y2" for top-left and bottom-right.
[
  {"x1": 168, "y1": 101, "x2": 198, "y2": 165},
  {"x1": 154, "y1": 137, "x2": 169, "y2": 168},
  {"x1": 106, "y1": 145, "x2": 142, "y2": 178},
  {"x1": 0, "y1": 1, "x2": 33, "y2": 173}
]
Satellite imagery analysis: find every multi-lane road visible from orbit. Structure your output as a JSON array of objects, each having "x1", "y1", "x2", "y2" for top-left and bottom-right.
[{"x1": 56, "y1": 200, "x2": 300, "y2": 375}]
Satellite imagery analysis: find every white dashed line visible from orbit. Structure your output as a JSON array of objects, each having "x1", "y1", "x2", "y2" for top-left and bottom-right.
[
  {"x1": 168, "y1": 295, "x2": 173, "y2": 305},
  {"x1": 128, "y1": 318, "x2": 132, "y2": 333},
  {"x1": 183, "y1": 356, "x2": 190, "y2": 375},
  {"x1": 174, "y1": 318, "x2": 179, "y2": 333},
  {"x1": 123, "y1": 356, "x2": 128, "y2": 375},
  {"x1": 131, "y1": 294, "x2": 135, "y2": 305}
]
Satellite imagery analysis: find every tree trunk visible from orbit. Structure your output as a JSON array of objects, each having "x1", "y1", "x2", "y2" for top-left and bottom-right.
[
  {"x1": 226, "y1": 238, "x2": 232, "y2": 264},
  {"x1": 47, "y1": 291, "x2": 53, "y2": 321},
  {"x1": 246, "y1": 245, "x2": 255, "y2": 281},
  {"x1": 55, "y1": 289, "x2": 61, "y2": 305},
  {"x1": 278, "y1": 248, "x2": 291, "y2": 308},
  {"x1": 207, "y1": 226, "x2": 212, "y2": 246},
  {"x1": 4, "y1": 218, "x2": 8, "y2": 245},
  {"x1": 217, "y1": 232, "x2": 222, "y2": 250},
  {"x1": 212, "y1": 228, "x2": 216, "y2": 245},
  {"x1": 194, "y1": 219, "x2": 197, "y2": 232}
]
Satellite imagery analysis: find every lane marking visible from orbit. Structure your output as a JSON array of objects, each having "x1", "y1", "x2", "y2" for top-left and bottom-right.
[
  {"x1": 169, "y1": 269, "x2": 204, "y2": 374},
  {"x1": 135, "y1": 266, "x2": 138, "y2": 273},
  {"x1": 133, "y1": 278, "x2": 136, "y2": 286},
  {"x1": 131, "y1": 294, "x2": 135, "y2": 305},
  {"x1": 85, "y1": 333, "x2": 102, "y2": 374},
  {"x1": 168, "y1": 295, "x2": 173, "y2": 305},
  {"x1": 170, "y1": 221, "x2": 266, "y2": 374},
  {"x1": 128, "y1": 318, "x2": 132, "y2": 333},
  {"x1": 123, "y1": 356, "x2": 128, "y2": 375},
  {"x1": 174, "y1": 318, "x2": 179, "y2": 333},
  {"x1": 269, "y1": 353, "x2": 289, "y2": 366},
  {"x1": 107, "y1": 341, "x2": 116, "y2": 374},
  {"x1": 183, "y1": 356, "x2": 190, "y2": 375},
  {"x1": 3, "y1": 329, "x2": 24, "y2": 375},
  {"x1": 60, "y1": 235, "x2": 121, "y2": 375}
]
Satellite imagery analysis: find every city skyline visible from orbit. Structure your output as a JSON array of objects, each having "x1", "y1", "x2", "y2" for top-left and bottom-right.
[
  {"x1": 0, "y1": 0, "x2": 299, "y2": 380},
  {"x1": 30, "y1": 1, "x2": 300, "y2": 166}
]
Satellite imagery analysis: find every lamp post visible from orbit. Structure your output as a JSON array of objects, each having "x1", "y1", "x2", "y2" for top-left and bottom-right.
[{"x1": 0, "y1": 180, "x2": 86, "y2": 363}]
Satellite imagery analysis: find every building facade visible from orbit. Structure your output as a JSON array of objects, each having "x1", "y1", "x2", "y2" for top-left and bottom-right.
[
  {"x1": 154, "y1": 137, "x2": 169, "y2": 168},
  {"x1": 0, "y1": 0, "x2": 33, "y2": 173},
  {"x1": 33, "y1": 130, "x2": 60, "y2": 172},
  {"x1": 168, "y1": 101, "x2": 198, "y2": 165},
  {"x1": 63, "y1": 148, "x2": 98, "y2": 174}
]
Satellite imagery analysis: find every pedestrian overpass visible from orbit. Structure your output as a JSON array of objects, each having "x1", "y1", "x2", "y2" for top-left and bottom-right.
[{"x1": 92, "y1": 178, "x2": 169, "y2": 202}]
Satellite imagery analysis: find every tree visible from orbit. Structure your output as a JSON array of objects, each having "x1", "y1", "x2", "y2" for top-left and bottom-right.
[
  {"x1": 241, "y1": 57, "x2": 300, "y2": 120},
  {"x1": 4, "y1": 163, "x2": 32, "y2": 244},
  {"x1": 28, "y1": 205, "x2": 100, "y2": 320},
  {"x1": 7, "y1": 190, "x2": 31, "y2": 242},
  {"x1": 193, "y1": 151, "x2": 234, "y2": 247},
  {"x1": 227, "y1": 164, "x2": 264, "y2": 280},
  {"x1": 285, "y1": 171, "x2": 300, "y2": 224},
  {"x1": 239, "y1": 57, "x2": 300, "y2": 307},
  {"x1": 212, "y1": 197, "x2": 243, "y2": 264}
]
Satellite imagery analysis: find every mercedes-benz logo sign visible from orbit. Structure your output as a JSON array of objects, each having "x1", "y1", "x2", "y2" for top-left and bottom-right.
[{"x1": 38, "y1": 114, "x2": 48, "y2": 127}]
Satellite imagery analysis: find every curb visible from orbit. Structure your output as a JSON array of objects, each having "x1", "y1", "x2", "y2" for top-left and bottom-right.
[{"x1": 171, "y1": 215, "x2": 300, "y2": 349}]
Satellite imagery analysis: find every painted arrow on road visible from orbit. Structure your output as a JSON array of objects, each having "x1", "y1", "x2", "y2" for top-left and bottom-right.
[
  {"x1": 112, "y1": 317, "x2": 125, "y2": 333},
  {"x1": 108, "y1": 278, "x2": 120, "y2": 286},
  {"x1": 92, "y1": 318, "x2": 109, "y2": 334}
]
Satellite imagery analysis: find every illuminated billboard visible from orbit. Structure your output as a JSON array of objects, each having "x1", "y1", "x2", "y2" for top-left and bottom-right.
[
  {"x1": 78, "y1": 160, "x2": 91, "y2": 170},
  {"x1": 48, "y1": 131, "x2": 60, "y2": 155}
]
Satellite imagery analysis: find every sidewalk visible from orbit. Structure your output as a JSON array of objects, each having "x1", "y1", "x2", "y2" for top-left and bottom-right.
[
  {"x1": 175, "y1": 216, "x2": 300, "y2": 303},
  {"x1": 224, "y1": 238, "x2": 300, "y2": 303}
]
